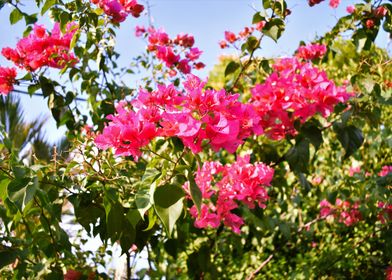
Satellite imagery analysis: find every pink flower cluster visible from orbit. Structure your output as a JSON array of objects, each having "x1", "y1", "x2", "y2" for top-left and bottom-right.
[
  {"x1": 320, "y1": 199, "x2": 362, "y2": 226},
  {"x1": 348, "y1": 166, "x2": 361, "y2": 177},
  {"x1": 378, "y1": 165, "x2": 392, "y2": 177},
  {"x1": 184, "y1": 155, "x2": 274, "y2": 233},
  {"x1": 90, "y1": 0, "x2": 144, "y2": 22},
  {"x1": 374, "y1": 6, "x2": 388, "y2": 18},
  {"x1": 296, "y1": 43, "x2": 327, "y2": 60},
  {"x1": 94, "y1": 101, "x2": 157, "y2": 161},
  {"x1": 377, "y1": 202, "x2": 392, "y2": 224},
  {"x1": 250, "y1": 57, "x2": 353, "y2": 140},
  {"x1": 2, "y1": 23, "x2": 78, "y2": 71},
  {"x1": 386, "y1": 266, "x2": 392, "y2": 280},
  {"x1": 135, "y1": 26, "x2": 205, "y2": 76},
  {"x1": 96, "y1": 57, "x2": 353, "y2": 155},
  {"x1": 0, "y1": 66, "x2": 17, "y2": 95},
  {"x1": 329, "y1": 0, "x2": 340, "y2": 8},
  {"x1": 219, "y1": 22, "x2": 265, "y2": 49},
  {"x1": 308, "y1": 0, "x2": 340, "y2": 8},
  {"x1": 346, "y1": 5, "x2": 355, "y2": 14},
  {"x1": 95, "y1": 75, "x2": 263, "y2": 158}
]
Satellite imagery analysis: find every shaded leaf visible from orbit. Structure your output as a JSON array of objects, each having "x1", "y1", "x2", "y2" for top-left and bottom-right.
[
  {"x1": 285, "y1": 139, "x2": 310, "y2": 173},
  {"x1": 186, "y1": 169, "x2": 202, "y2": 215},
  {"x1": 225, "y1": 61, "x2": 240, "y2": 77},
  {"x1": 333, "y1": 123, "x2": 364, "y2": 159}
]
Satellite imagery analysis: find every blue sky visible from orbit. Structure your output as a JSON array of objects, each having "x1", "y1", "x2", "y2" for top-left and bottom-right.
[{"x1": 0, "y1": 0, "x2": 390, "y2": 143}]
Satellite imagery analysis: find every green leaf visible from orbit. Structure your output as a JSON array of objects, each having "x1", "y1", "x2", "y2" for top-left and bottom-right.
[
  {"x1": 186, "y1": 169, "x2": 202, "y2": 215},
  {"x1": 69, "y1": 30, "x2": 80, "y2": 50},
  {"x1": 142, "y1": 168, "x2": 161, "y2": 187},
  {"x1": 59, "y1": 12, "x2": 70, "y2": 32},
  {"x1": 301, "y1": 122, "x2": 323, "y2": 150},
  {"x1": 252, "y1": 12, "x2": 265, "y2": 24},
  {"x1": 10, "y1": 9, "x2": 23, "y2": 25},
  {"x1": 39, "y1": 76, "x2": 55, "y2": 97},
  {"x1": 143, "y1": 208, "x2": 157, "y2": 231},
  {"x1": 262, "y1": 0, "x2": 271, "y2": 9},
  {"x1": 262, "y1": 18, "x2": 285, "y2": 42},
  {"x1": 298, "y1": 172, "x2": 311, "y2": 192},
  {"x1": 154, "y1": 184, "x2": 185, "y2": 236},
  {"x1": 154, "y1": 184, "x2": 184, "y2": 208},
  {"x1": 23, "y1": 25, "x2": 33, "y2": 37},
  {"x1": 155, "y1": 199, "x2": 184, "y2": 237},
  {"x1": 0, "y1": 177, "x2": 10, "y2": 201},
  {"x1": 0, "y1": 249, "x2": 19, "y2": 268},
  {"x1": 164, "y1": 239, "x2": 178, "y2": 258},
  {"x1": 105, "y1": 201, "x2": 124, "y2": 240},
  {"x1": 285, "y1": 138, "x2": 310, "y2": 173},
  {"x1": 224, "y1": 61, "x2": 240, "y2": 77},
  {"x1": 245, "y1": 36, "x2": 259, "y2": 52},
  {"x1": 135, "y1": 178, "x2": 156, "y2": 219},
  {"x1": 135, "y1": 192, "x2": 152, "y2": 219},
  {"x1": 24, "y1": 14, "x2": 37, "y2": 25},
  {"x1": 7, "y1": 177, "x2": 38, "y2": 210},
  {"x1": 333, "y1": 123, "x2": 364, "y2": 159},
  {"x1": 41, "y1": 0, "x2": 56, "y2": 15},
  {"x1": 353, "y1": 29, "x2": 369, "y2": 52},
  {"x1": 359, "y1": 77, "x2": 375, "y2": 94},
  {"x1": 126, "y1": 209, "x2": 142, "y2": 228},
  {"x1": 259, "y1": 59, "x2": 271, "y2": 73}
]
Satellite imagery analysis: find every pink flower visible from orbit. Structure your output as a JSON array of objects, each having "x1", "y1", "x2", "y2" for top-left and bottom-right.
[
  {"x1": 377, "y1": 202, "x2": 392, "y2": 224},
  {"x1": 0, "y1": 66, "x2": 17, "y2": 95},
  {"x1": 2, "y1": 22, "x2": 78, "y2": 71},
  {"x1": 374, "y1": 6, "x2": 388, "y2": 18},
  {"x1": 177, "y1": 59, "x2": 191, "y2": 74},
  {"x1": 320, "y1": 198, "x2": 362, "y2": 226},
  {"x1": 194, "y1": 62, "x2": 205, "y2": 70},
  {"x1": 349, "y1": 166, "x2": 361, "y2": 177},
  {"x1": 366, "y1": 19, "x2": 375, "y2": 29},
  {"x1": 156, "y1": 46, "x2": 180, "y2": 67},
  {"x1": 219, "y1": 40, "x2": 228, "y2": 49},
  {"x1": 296, "y1": 43, "x2": 327, "y2": 60},
  {"x1": 190, "y1": 204, "x2": 220, "y2": 229},
  {"x1": 312, "y1": 176, "x2": 323, "y2": 185},
  {"x1": 135, "y1": 25, "x2": 146, "y2": 37},
  {"x1": 185, "y1": 48, "x2": 202, "y2": 61},
  {"x1": 329, "y1": 0, "x2": 340, "y2": 8},
  {"x1": 91, "y1": 0, "x2": 144, "y2": 22},
  {"x1": 320, "y1": 199, "x2": 333, "y2": 217},
  {"x1": 386, "y1": 266, "x2": 392, "y2": 280},
  {"x1": 173, "y1": 34, "x2": 195, "y2": 48},
  {"x1": 346, "y1": 5, "x2": 355, "y2": 14},
  {"x1": 239, "y1": 27, "x2": 253, "y2": 38},
  {"x1": 378, "y1": 166, "x2": 392, "y2": 177},
  {"x1": 224, "y1": 31, "x2": 237, "y2": 43},
  {"x1": 308, "y1": 0, "x2": 324, "y2": 7},
  {"x1": 160, "y1": 111, "x2": 201, "y2": 138},
  {"x1": 255, "y1": 21, "x2": 266, "y2": 31}
]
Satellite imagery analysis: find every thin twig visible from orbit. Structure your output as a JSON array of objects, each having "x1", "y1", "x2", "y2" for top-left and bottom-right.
[
  {"x1": 246, "y1": 254, "x2": 274, "y2": 280},
  {"x1": 228, "y1": 34, "x2": 264, "y2": 92},
  {"x1": 126, "y1": 251, "x2": 131, "y2": 280}
]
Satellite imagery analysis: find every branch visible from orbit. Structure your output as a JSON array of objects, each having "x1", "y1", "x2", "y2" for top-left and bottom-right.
[
  {"x1": 297, "y1": 216, "x2": 323, "y2": 232},
  {"x1": 228, "y1": 34, "x2": 264, "y2": 92},
  {"x1": 246, "y1": 254, "x2": 274, "y2": 280}
]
